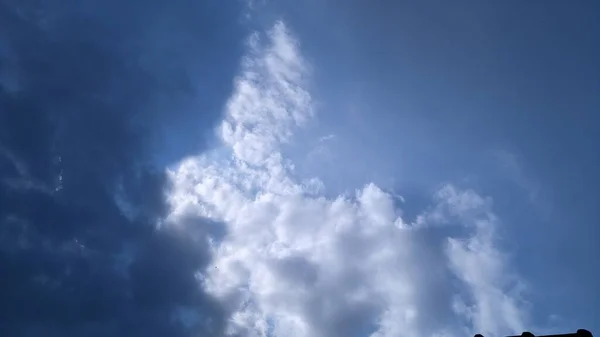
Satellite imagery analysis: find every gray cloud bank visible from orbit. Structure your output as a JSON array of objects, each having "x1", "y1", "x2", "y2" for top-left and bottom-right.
[{"x1": 0, "y1": 1, "x2": 242, "y2": 336}]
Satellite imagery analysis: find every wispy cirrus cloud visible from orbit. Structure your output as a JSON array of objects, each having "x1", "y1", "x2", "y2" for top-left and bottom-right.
[{"x1": 167, "y1": 21, "x2": 529, "y2": 337}]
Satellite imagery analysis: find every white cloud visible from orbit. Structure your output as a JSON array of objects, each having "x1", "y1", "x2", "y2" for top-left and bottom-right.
[
  {"x1": 434, "y1": 185, "x2": 529, "y2": 336},
  {"x1": 167, "y1": 21, "x2": 529, "y2": 337}
]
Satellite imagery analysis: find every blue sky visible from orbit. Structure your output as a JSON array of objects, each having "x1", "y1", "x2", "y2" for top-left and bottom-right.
[{"x1": 1, "y1": 1, "x2": 599, "y2": 336}]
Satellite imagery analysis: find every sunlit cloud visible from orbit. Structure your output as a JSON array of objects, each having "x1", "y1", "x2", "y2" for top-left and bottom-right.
[{"x1": 167, "y1": 20, "x2": 528, "y2": 337}]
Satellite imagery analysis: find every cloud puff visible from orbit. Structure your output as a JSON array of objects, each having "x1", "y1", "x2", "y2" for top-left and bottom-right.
[{"x1": 168, "y1": 21, "x2": 529, "y2": 337}]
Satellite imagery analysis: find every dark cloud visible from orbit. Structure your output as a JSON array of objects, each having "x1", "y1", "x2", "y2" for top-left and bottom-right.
[{"x1": 0, "y1": 1, "x2": 243, "y2": 336}]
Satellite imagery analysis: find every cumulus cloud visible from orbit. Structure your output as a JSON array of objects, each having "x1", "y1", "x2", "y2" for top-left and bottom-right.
[{"x1": 168, "y1": 20, "x2": 529, "y2": 337}]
